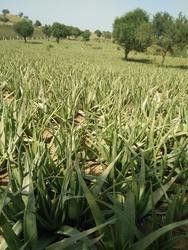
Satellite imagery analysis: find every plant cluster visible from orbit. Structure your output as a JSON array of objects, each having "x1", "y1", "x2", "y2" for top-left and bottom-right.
[{"x1": 0, "y1": 42, "x2": 188, "y2": 249}]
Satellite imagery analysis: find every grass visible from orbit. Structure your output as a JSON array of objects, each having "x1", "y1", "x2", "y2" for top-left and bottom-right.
[
  {"x1": 0, "y1": 39, "x2": 188, "y2": 249},
  {"x1": 0, "y1": 14, "x2": 22, "y2": 24}
]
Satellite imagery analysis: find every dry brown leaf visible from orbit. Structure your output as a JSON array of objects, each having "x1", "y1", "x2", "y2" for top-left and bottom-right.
[
  {"x1": 175, "y1": 225, "x2": 188, "y2": 233},
  {"x1": 73, "y1": 110, "x2": 86, "y2": 124},
  {"x1": 85, "y1": 160, "x2": 107, "y2": 176},
  {"x1": 174, "y1": 225, "x2": 188, "y2": 249},
  {"x1": 84, "y1": 135, "x2": 93, "y2": 148},
  {"x1": 43, "y1": 128, "x2": 53, "y2": 143},
  {"x1": 47, "y1": 143, "x2": 58, "y2": 162},
  {"x1": 3, "y1": 89, "x2": 14, "y2": 105},
  {"x1": 174, "y1": 238, "x2": 188, "y2": 250},
  {"x1": 0, "y1": 173, "x2": 9, "y2": 186}
]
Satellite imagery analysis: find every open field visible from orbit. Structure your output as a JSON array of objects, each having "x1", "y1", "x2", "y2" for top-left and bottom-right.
[{"x1": 0, "y1": 40, "x2": 188, "y2": 249}]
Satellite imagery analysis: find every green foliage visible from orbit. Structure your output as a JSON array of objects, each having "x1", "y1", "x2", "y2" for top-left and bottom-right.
[
  {"x1": 0, "y1": 40, "x2": 188, "y2": 249},
  {"x1": 82, "y1": 30, "x2": 91, "y2": 41},
  {"x1": 174, "y1": 13, "x2": 188, "y2": 49},
  {"x1": 95, "y1": 29, "x2": 102, "y2": 38},
  {"x1": 51, "y1": 22, "x2": 68, "y2": 43},
  {"x1": 14, "y1": 19, "x2": 34, "y2": 42},
  {"x1": 43, "y1": 24, "x2": 51, "y2": 39},
  {"x1": 113, "y1": 9, "x2": 188, "y2": 63},
  {"x1": 152, "y1": 12, "x2": 175, "y2": 64},
  {"x1": 136, "y1": 22, "x2": 154, "y2": 51},
  {"x1": 66, "y1": 26, "x2": 82, "y2": 39},
  {"x1": 153, "y1": 12, "x2": 188, "y2": 65},
  {"x1": 35, "y1": 20, "x2": 42, "y2": 27},
  {"x1": 102, "y1": 31, "x2": 112, "y2": 40},
  {"x1": 113, "y1": 8, "x2": 150, "y2": 59},
  {"x1": 71, "y1": 27, "x2": 82, "y2": 38}
]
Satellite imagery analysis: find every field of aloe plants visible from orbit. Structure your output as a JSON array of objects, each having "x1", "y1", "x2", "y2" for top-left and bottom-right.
[{"x1": 0, "y1": 40, "x2": 188, "y2": 249}]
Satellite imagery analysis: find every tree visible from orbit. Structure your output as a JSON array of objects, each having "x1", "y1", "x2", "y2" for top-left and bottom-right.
[
  {"x1": 18, "y1": 12, "x2": 24, "y2": 18},
  {"x1": 95, "y1": 30, "x2": 102, "y2": 38},
  {"x1": 35, "y1": 20, "x2": 42, "y2": 27},
  {"x1": 136, "y1": 22, "x2": 154, "y2": 51},
  {"x1": 82, "y1": 30, "x2": 91, "y2": 42},
  {"x1": 65, "y1": 26, "x2": 82, "y2": 39},
  {"x1": 51, "y1": 22, "x2": 68, "y2": 43},
  {"x1": 113, "y1": 8, "x2": 150, "y2": 60},
  {"x1": 66, "y1": 26, "x2": 73, "y2": 38},
  {"x1": 43, "y1": 25, "x2": 52, "y2": 40},
  {"x1": 1, "y1": 9, "x2": 10, "y2": 22},
  {"x1": 152, "y1": 12, "x2": 175, "y2": 65},
  {"x1": 70, "y1": 27, "x2": 82, "y2": 38},
  {"x1": 2, "y1": 9, "x2": 10, "y2": 18},
  {"x1": 14, "y1": 20, "x2": 34, "y2": 42},
  {"x1": 174, "y1": 13, "x2": 188, "y2": 50},
  {"x1": 102, "y1": 31, "x2": 112, "y2": 40}
]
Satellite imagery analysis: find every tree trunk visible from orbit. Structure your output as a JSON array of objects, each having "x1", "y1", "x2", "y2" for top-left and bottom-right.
[
  {"x1": 124, "y1": 48, "x2": 129, "y2": 60},
  {"x1": 24, "y1": 37, "x2": 27, "y2": 43},
  {"x1": 161, "y1": 50, "x2": 167, "y2": 66},
  {"x1": 56, "y1": 38, "x2": 60, "y2": 44}
]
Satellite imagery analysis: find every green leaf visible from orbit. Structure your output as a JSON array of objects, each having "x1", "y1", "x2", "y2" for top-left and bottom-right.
[
  {"x1": 0, "y1": 220, "x2": 22, "y2": 250},
  {"x1": 0, "y1": 187, "x2": 8, "y2": 216},
  {"x1": 128, "y1": 219, "x2": 188, "y2": 250},
  {"x1": 141, "y1": 175, "x2": 178, "y2": 217},
  {"x1": 75, "y1": 166, "x2": 105, "y2": 227},
  {"x1": 93, "y1": 151, "x2": 122, "y2": 195},
  {"x1": 23, "y1": 157, "x2": 38, "y2": 249},
  {"x1": 0, "y1": 214, "x2": 22, "y2": 250},
  {"x1": 47, "y1": 219, "x2": 115, "y2": 250}
]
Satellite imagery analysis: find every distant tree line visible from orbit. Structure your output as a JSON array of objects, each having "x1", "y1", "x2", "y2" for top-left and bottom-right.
[
  {"x1": 1, "y1": 9, "x2": 112, "y2": 43},
  {"x1": 11, "y1": 20, "x2": 111, "y2": 43},
  {"x1": 42, "y1": 23, "x2": 112, "y2": 43},
  {"x1": 113, "y1": 8, "x2": 188, "y2": 65}
]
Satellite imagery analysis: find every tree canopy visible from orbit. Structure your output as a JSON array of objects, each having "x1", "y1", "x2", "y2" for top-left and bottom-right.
[
  {"x1": 18, "y1": 12, "x2": 24, "y2": 18},
  {"x1": 70, "y1": 27, "x2": 82, "y2": 38},
  {"x1": 66, "y1": 26, "x2": 82, "y2": 39},
  {"x1": 82, "y1": 30, "x2": 91, "y2": 42},
  {"x1": 43, "y1": 25, "x2": 52, "y2": 39},
  {"x1": 152, "y1": 12, "x2": 188, "y2": 65},
  {"x1": 51, "y1": 22, "x2": 68, "y2": 43},
  {"x1": 1, "y1": 9, "x2": 10, "y2": 22},
  {"x1": 113, "y1": 8, "x2": 150, "y2": 60},
  {"x1": 95, "y1": 30, "x2": 102, "y2": 38},
  {"x1": 35, "y1": 20, "x2": 42, "y2": 27},
  {"x1": 2, "y1": 9, "x2": 10, "y2": 17},
  {"x1": 14, "y1": 20, "x2": 34, "y2": 42},
  {"x1": 113, "y1": 9, "x2": 188, "y2": 64}
]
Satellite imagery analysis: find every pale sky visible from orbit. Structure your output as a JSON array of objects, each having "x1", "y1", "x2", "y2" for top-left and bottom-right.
[{"x1": 0, "y1": 0, "x2": 187, "y2": 31}]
